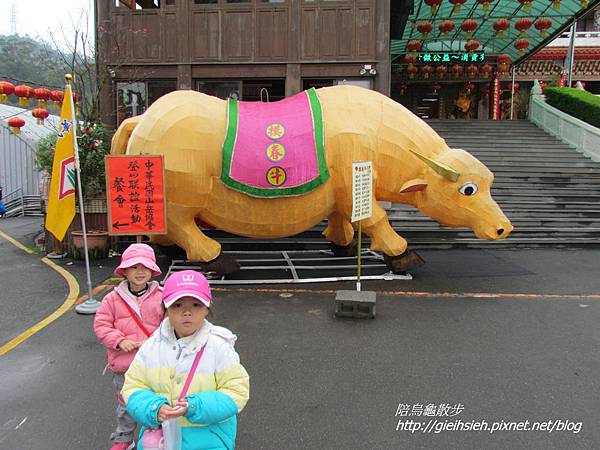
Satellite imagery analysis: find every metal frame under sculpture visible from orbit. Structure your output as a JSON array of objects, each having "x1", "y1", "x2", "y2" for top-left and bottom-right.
[{"x1": 111, "y1": 85, "x2": 512, "y2": 274}]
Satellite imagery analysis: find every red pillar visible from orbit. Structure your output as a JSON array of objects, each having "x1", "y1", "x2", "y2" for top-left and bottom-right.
[{"x1": 489, "y1": 76, "x2": 501, "y2": 120}]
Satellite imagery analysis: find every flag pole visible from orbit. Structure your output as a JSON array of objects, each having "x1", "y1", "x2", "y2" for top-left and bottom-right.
[{"x1": 69, "y1": 75, "x2": 100, "y2": 314}]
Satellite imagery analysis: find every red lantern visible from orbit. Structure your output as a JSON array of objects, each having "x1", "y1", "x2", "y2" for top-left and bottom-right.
[
  {"x1": 451, "y1": 64, "x2": 464, "y2": 79},
  {"x1": 514, "y1": 39, "x2": 530, "y2": 56},
  {"x1": 449, "y1": 0, "x2": 467, "y2": 13},
  {"x1": 417, "y1": 21, "x2": 433, "y2": 39},
  {"x1": 432, "y1": 83, "x2": 442, "y2": 94},
  {"x1": 464, "y1": 82, "x2": 476, "y2": 94},
  {"x1": 407, "y1": 66, "x2": 419, "y2": 80},
  {"x1": 510, "y1": 82, "x2": 520, "y2": 91},
  {"x1": 493, "y1": 19, "x2": 510, "y2": 39},
  {"x1": 421, "y1": 65, "x2": 434, "y2": 80},
  {"x1": 407, "y1": 40, "x2": 422, "y2": 58},
  {"x1": 7, "y1": 117, "x2": 25, "y2": 134},
  {"x1": 404, "y1": 54, "x2": 418, "y2": 68},
  {"x1": 436, "y1": 65, "x2": 448, "y2": 78},
  {"x1": 518, "y1": 0, "x2": 533, "y2": 12},
  {"x1": 464, "y1": 40, "x2": 480, "y2": 56},
  {"x1": 14, "y1": 85, "x2": 33, "y2": 107},
  {"x1": 466, "y1": 65, "x2": 479, "y2": 78},
  {"x1": 439, "y1": 20, "x2": 455, "y2": 38},
  {"x1": 0, "y1": 81, "x2": 15, "y2": 103},
  {"x1": 33, "y1": 88, "x2": 52, "y2": 108},
  {"x1": 425, "y1": 0, "x2": 443, "y2": 14},
  {"x1": 551, "y1": 0, "x2": 560, "y2": 9},
  {"x1": 481, "y1": 64, "x2": 493, "y2": 78},
  {"x1": 32, "y1": 108, "x2": 50, "y2": 125},
  {"x1": 50, "y1": 90, "x2": 64, "y2": 113},
  {"x1": 497, "y1": 54, "x2": 512, "y2": 73},
  {"x1": 515, "y1": 18, "x2": 533, "y2": 38},
  {"x1": 476, "y1": 0, "x2": 492, "y2": 12},
  {"x1": 461, "y1": 19, "x2": 478, "y2": 39},
  {"x1": 535, "y1": 17, "x2": 552, "y2": 38}
]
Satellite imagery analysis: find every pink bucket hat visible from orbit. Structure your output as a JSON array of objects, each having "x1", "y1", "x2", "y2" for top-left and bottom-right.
[
  {"x1": 162, "y1": 270, "x2": 212, "y2": 308},
  {"x1": 114, "y1": 243, "x2": 161, "y2": 277}
]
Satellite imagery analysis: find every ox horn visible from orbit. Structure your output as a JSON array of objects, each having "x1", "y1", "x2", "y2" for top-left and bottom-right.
[{"x1": 410, "y1": 150, "x2": 460, "y2": 182}]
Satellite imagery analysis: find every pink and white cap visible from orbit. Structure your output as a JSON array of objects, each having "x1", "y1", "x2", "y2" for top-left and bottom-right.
[
  {"x1": 114, "y1": 243, "x2": 161, "y2": 277},
  {"x1": 162, "y1": 270, "x2": 212, "y2": 308}
]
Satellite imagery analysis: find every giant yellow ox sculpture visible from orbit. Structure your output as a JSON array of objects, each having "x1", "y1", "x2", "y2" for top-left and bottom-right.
[{"x1": 112, "y1": 85, "x2": 512, "y2": 273}]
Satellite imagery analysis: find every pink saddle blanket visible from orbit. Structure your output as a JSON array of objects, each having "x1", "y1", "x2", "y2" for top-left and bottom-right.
[{"x1": 221, "y1": 88, "x2": 329, "y2": 197}]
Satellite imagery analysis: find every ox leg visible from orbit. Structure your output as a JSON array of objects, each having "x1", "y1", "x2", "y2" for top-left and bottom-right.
[
  {"x1": 167, "y1": 205, "x2": 221, "y2": 261},
  {"x1": 361, "y1": 203, "x2": 424, "y2": 272},
  {"x1": 324, "y1": 211, "x2": 357, "y2": 256},
  {"x1": 166, "y1": 205, "x2": 240, "y2": 274}
]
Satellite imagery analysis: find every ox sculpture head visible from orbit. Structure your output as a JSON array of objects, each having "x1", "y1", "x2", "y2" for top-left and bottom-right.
[{"x1": 401, "y1": 148, "x2": 513, "y2": 240}]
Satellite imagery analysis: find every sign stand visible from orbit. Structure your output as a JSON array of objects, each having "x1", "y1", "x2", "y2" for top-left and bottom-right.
[{"x1": 334, "y1": 161, "x2": 376, "y2": 319}]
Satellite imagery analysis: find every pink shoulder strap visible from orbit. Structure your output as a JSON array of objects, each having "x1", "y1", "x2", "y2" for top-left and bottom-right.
[{"x1": 179, "y1": 344, "x2": 206, "y2": 401}]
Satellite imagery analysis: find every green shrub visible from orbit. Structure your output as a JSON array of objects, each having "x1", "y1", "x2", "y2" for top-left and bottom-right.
[
  {"x1": 35, "y1": 122, "x2": 113, "y2": 197},
  {"x1": 543, "y1": 87, "x2": 600, "y2": 129}
]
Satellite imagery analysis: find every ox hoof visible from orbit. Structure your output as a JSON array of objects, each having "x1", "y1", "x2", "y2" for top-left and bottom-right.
[
  {"x1": 330, "y1": 239, "x2": 358, "y2": 257},
  {"x1": 383, "y1": 249, "x2": 425, "y2": 274},
  {"x1": 201, "y1": 253, "x2": 240, "y2": 276}
]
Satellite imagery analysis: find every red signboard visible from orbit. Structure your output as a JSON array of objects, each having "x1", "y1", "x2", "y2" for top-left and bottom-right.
[{"x1": 105, "y1": 155, "x2": 167, "y2": 235}]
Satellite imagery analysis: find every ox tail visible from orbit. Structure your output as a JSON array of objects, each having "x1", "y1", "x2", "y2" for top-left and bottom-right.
[{"x1": 110, "y1": 116, "x2": 141, "y2": 155}]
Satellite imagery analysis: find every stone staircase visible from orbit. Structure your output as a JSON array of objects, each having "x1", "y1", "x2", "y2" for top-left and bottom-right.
[
  {"x1": 390, "y1": 119, "x2": 600, "y2": 248},
  {"x1": 208, "y1": 120, "x2": 600, "y2": 251}
]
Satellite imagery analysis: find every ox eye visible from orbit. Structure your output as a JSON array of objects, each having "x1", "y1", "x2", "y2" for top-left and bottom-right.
[{"x1": 459, "y1": 182, "x2": 478, "y2": 196}]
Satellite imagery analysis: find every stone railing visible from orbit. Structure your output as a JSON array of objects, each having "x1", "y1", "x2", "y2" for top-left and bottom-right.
[{"x1": 528, "y1": 80, "x2": 600, "y2": 162}]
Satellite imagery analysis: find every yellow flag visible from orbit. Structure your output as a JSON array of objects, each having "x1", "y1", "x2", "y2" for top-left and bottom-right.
[{"x1": 45, "y1": 83, "x2": 76, "y2": 241}]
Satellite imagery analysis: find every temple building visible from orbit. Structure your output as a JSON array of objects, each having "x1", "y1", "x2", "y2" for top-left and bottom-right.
[{"x1": 96, "y1": 0, "x2": 600, "y2": 126}]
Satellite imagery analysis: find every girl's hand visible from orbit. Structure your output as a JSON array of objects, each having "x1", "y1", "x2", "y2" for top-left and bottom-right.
[
  {"x1": 118, "y1": 339, "x2": 138, "y2": 352},
  {"x1": 158, "y1": 403, "x2": 188, "y2": 422},
  {"x1": 173, "y1": 400, "x2": 189, "y2": 416}
]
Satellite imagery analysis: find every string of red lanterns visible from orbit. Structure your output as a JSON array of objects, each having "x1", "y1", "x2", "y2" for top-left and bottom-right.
[{"x1": 1, "y1": 80, "x2": 76, "y2": 134}]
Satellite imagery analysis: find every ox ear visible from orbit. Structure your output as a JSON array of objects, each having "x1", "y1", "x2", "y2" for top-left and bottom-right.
[
  {"x1": 410, "y1": 150, "x2": 460, "y2": 182},
  {"x1": 400, "y1": 178, "x2": 428, "y2": 193}
]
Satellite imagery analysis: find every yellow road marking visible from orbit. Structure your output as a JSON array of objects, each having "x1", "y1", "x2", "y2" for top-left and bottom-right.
[
  {"x1": 0, "y1": 230, "x2": 35, "y2": 254},
  {"x1": 0, "y1": 231, "x2": 80, "y2": 356}
]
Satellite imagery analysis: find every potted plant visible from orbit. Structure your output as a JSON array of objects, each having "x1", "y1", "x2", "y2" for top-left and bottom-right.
[{"x1": 36, "y1": 122, "x2": 113, "y2": 259}]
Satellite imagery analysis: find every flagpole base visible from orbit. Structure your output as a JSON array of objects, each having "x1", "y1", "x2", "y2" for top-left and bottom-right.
[
  {"x1": 75, "y1": 298, "x2": 101, "y2": 315},
  {"x1": 46, "y1": 251, "x2": 68, "y2": 259}
]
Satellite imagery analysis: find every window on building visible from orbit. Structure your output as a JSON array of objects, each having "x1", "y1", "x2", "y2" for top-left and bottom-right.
[
  {"x1": 148, "y1": 80, "x2": 177, "y2": 106},
  {"x1": 242, "y1": 80, "x2": 285, "y2": 102},
  {"x1": 303, "y1": 79, "x2": 335, "y2": 90},
  {"x1": 196, "y1": 81, "x2": 241, "y2": 100},
  {"x1": 115, "y1": 0, "x2": 161, "y2": 8},
  {"x1": 260, "y1": 0, "x2": 286, "y2": 3},
  {"x1": 226, "y1": 0, "x2": 251, "y2": 3},
  {"x1": 117, "y1": 82, "x2": 147, "y2": 126},
  {"x1": 193, "y1": 0, "x2": 217, "y2": 4}
]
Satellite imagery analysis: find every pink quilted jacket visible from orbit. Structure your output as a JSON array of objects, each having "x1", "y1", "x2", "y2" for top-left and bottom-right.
[{"x1": 93, "y1": 280, "x2": 164, "y2": 373}]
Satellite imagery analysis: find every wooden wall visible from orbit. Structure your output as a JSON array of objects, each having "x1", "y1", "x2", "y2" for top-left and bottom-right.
[{"x1": 102, "y1": 0, "x2": 378, "y2": 65}]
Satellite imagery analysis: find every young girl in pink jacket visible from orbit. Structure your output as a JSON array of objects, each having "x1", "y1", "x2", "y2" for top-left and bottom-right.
[{"x1": 94, "y1": 243, "x2": 164, "y2": 450}]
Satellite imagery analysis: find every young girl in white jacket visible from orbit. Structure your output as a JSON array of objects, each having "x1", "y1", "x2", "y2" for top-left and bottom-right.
[{"x1": 122, "y1": 270, "x2": 250, "y2": 450}]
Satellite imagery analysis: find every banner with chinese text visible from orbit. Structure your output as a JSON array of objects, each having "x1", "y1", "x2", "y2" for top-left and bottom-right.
[{"x1": 106, "y1": 155, "x2": 167, "y2": 235}]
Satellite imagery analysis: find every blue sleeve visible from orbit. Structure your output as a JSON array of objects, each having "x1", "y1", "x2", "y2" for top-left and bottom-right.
[
  {"x1": 126, "y1": 390, "x2": 169, "y2": 428},
  {"x1": 184, "y1": 391, "x2": 239, "y2": 425}
]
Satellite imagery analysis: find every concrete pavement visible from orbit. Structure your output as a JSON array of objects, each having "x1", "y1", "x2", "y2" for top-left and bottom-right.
[{"x1": 0, "y1": 216, "x2": 598, "y2": 449}]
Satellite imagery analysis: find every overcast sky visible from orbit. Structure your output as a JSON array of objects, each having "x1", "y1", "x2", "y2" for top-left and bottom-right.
[{"x1": 1, "y1": 0, "x2": 93, "y2": 48}]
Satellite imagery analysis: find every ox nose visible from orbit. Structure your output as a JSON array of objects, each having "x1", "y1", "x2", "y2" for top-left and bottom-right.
[{"x1": 497, "y1": 228, "x2": 504, "y2": 236}]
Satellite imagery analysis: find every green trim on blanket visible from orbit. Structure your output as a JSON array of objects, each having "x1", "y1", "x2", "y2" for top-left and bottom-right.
[{"x1": 220, "y1": 88, "x2": 329, "y2": 198}]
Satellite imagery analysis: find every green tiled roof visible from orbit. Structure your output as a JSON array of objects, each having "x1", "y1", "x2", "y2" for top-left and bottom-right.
[{"x1": 391, "y1": 0, "x2": 600, "y2": 68}]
